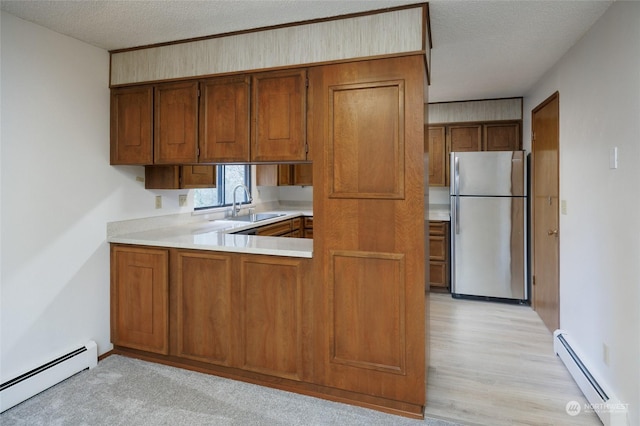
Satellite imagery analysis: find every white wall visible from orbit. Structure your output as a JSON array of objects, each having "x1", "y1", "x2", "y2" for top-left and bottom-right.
[
  {"x1": 523, "y1": 2, "x2": 640, "y2": 424},
  {"x1": 0, "y1": 12, "x2": 192, "y2": 382}
]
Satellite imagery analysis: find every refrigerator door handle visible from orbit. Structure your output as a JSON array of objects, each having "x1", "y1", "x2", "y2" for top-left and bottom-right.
[{"x1": 454, "y1": 156, "x2": 460, "y2": 234}]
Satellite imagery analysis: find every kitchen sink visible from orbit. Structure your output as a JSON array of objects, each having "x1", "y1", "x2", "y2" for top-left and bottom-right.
[{"x1": 228, "y1": 213, "x2": 286, "y2": 223}]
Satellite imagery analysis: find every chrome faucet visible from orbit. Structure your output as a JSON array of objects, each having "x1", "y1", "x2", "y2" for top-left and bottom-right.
[{"x1": 231, "y1": 184, "x2": 252, "y2": 217}]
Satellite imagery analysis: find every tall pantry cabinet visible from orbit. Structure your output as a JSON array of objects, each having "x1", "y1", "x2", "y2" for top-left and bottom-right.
[{"x1": 309, "y1": 55, "x2": 426, "y2": 417}]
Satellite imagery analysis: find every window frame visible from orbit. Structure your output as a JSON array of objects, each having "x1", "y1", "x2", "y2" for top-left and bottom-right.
[{"x1": 193, "y1": 164, "x2": 252, "y2": 211}]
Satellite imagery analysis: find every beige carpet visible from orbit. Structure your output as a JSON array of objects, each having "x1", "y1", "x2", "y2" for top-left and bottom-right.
[{"x1": 0, "y1": 355, "x2": 461, "y2": 426}]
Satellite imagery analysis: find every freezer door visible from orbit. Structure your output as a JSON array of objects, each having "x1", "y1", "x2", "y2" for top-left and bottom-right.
[
  {"x1": 450, "y1": 151, "x2": 526, "y2": 197},
  {"x1": 451, "y1": 196, "x2": 526, "y2": 300}
]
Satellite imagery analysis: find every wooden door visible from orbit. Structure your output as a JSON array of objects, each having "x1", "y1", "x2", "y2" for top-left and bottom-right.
[
  {"x1": 308, "y1": 56, "x2": 426, "y2": 416},
  {"x1": 154, "y1": 81, "x2": 199, "y2": 164},
  {"x1": 427, "y1": 125, "x2": 446, "y2": 186},
  {"x1": 111, "y1": 245, "x2": 169, "y2": 354},
  {"x1": 532, "y1": 92, "x2": 560, "y2": 332},
  {"x1": 172, "y1": 250, "x2": 235, "y2": 366},
  {"x1": 251, "y1": 69, "x2": 307, "y2": 162},
  {"x1": 199, "y1": 76, "x2": 250, "y2": 162},
  {"x1": 449, "y1": 124, "x2": 482, "y2": 152},
  {"x1": 484, "y1": 122, "x2": 521, "y2": 151},
  {"x1": 110, "y1": 86, "x2": 153, "y2": 165},
  {"x1": 239, "y1": 255, "x2": 309, "y2": 381}
]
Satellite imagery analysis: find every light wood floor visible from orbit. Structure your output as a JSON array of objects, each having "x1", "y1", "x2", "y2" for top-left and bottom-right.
[{"x1": 424, "y1": 293, "x2": 601, "y2": 426}]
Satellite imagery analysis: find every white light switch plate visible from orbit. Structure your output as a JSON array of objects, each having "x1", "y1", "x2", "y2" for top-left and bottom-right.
[{"x1": 609, "y1": 146, "x2": 618, "y2": 169}]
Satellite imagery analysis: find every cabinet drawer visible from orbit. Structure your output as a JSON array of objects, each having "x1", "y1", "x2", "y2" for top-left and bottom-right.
[
  {"x1": 429, "y1": 262, "x2": 448, "y2": 288},
  {"x1": 428, "y1": 221, "x2": 447, "y2": 236},
  {"x1": 303, "y1": 217, "x2": 313, "y2": 228},
  {"x1": 256, "y1": 220, "x2": 292, "y2": 236},
  {"x1": 283, "y1": 229, "x2": 303, "y2": 238},
  {"x1": 429, "y1": 236, "x2": 447, "y2": 261}
]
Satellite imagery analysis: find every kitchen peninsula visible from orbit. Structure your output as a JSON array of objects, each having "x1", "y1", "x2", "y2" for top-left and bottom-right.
[{"x1": 108, "y1": 4, "x2": 430, "y2": 419}]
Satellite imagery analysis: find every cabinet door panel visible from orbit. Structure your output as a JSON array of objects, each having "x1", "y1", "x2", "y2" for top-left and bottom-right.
[
  {"x1": 427, "y1": 125, "x2": 446, "y2": 186},
  {"x1": 255, "y1": 164, "x2": 278, "y2": 186},
  {"x1": 154, "y1": 81, "x2": 199, "y2": 164},
  {"x1": 182, "y1": 165, "x2": 216, "y2": 188},
  {"x1": 429, "y1": 262, "x2": 448, "y2": 288},
  {"x1": 111, "y1": 246, "x2": 169, "y2": 354},
  {"x1": 239, "y1": 256, "x2": 305, "y2": 380},
  {"x1": 429, "y1": 235, "x2": 446, "y2": 261},
  {"x1": 199, "y1": 76, "x2": 250, "y2": 162},
  {"x1": 293, "y1": 163, "x2": 313, "y2": 186},
  {"x1": 110, "y1": 86, "x2": 153, "y2": 165},
  {"x1": 174, "y1": 251, "x2": 234, "y2": 366},
  {"x1": 278, "y1": 164, "x2": 293, "y2": 185},
  {"x1": 449, "y1": 124, "x2": 482, "y2": 152},
  {"x1": 484, "y1": 122, "x2": 521, "y2": 151},
  {"x1": 252, "y1": 70, "x2": 307, "y2": 162}
]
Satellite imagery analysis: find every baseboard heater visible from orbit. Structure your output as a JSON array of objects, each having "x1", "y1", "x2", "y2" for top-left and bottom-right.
[
  {"x1": 0, "y1": 341, "x2": 97, "y2": 413},
  {"x1": 553, "y1": 330, "x2": 628, "y2": 426}
]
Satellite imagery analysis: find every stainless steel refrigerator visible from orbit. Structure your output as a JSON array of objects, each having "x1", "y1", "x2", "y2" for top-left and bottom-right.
[{"x1": 450, "y1": 150, "x2": 528, "y2": 302}]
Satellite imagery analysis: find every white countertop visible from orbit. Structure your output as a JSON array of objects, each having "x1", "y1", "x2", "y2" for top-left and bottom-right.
[
  {"x1": 428, "y1": 204, "x2": 450, "y2": 221},
  {"x1": 108, "y1": 210, "x2": 314, "y2": 258},
  {"x1": 109, "y1": 204, "x2": 447, "y2": 258}
]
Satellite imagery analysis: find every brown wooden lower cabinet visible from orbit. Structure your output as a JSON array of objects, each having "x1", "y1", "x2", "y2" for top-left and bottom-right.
[
  {"x1": 112, "y1": 245, "x2": 311, "y2": 380},
  {"x1": 303, "y1": 217, "x2": 313, "y2": 238},
  {"x1": 111, "y1": 245, "x2": 169, "y2": 355},
  {"x1": 172, "y1": 250, "x2": 234, "y2": 366},
  {"x1": 111, "y1": 240, "x2": 422, "y2": 418},
  {"x1": 429, "y1": 221, "x2": 450, "y2": 291},
  {"x1": 239, "y1": 255, "x2": 309, "y2": 381}
]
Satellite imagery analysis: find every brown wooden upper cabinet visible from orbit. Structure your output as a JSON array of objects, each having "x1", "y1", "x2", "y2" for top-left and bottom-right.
[
  {"x1": 144, "y1": 165, "x2": 216, "y2": 189},
  {"x1": 483, "y1": 122, "x2": 521, "y2": 151},
  {"x1": 110, "y1": 85, "x2": 153, "y2": 165},
  {"x1": 427, "y1": 121, "x2": 521, "y2": 187},
  {"x1": 111, "y1": 70, "x2": 307, "y2": 165},
  {"x1": 251, "y1": 69, "x2": 307, "y2": 162},
  {"x1": 449, "y1": 124, "x2": 483, "y2": 152},
  {"x1": 256, "y1": 163, "x2": 312, "y2": 186},
  {"x1": 154, "y1": 81, "x2": 199, "y2": 164},
  {"x1": 426, "y1": 125, "x2": 446, "y2": 187},
  {"x1": 199, "y1": 76, "x2": 251, "y2": 162},
  {"x1": 446, "y1": 121, "x2": 521, "y2": 152}
]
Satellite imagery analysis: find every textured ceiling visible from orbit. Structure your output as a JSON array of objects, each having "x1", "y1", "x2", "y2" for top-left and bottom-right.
[{"x1": 0, "y1": 0, "x2": 612, "y2": 102}]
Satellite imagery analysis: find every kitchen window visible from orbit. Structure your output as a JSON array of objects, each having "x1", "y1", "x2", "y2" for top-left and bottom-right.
[{"x1": 194, "y1": 165, "x2": 251, "y2": 211}]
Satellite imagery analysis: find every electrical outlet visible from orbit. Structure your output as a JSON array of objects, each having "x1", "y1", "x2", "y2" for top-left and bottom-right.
[
  {"x1": 603, "y1": 343, "x2": 610, "y2": 366},
  {"x1": 561, "y1": 200, "x2": 567, "y2": 215},
  {"x1": 179, "y1": 194, "x2": 187, "y2": 207},
  {"x1": 155, "y1": 195, "x2": 162, "y2": 209},
  {"x1": 136, "y1": 176, "x2": 145, "y2": 183}
]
